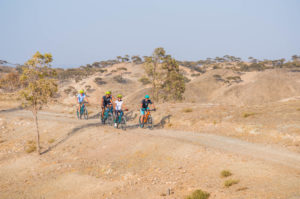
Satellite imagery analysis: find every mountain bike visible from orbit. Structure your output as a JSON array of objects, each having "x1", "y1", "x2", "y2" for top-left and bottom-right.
[
  {"x1": 77, "y1": 102, "x2": 88, "y2": 120},
  {"x1": 101, "y1": 106, "x2": 114, "y2": 126},
  {"x1": 114, "y1": 109, "x2": 128, "y2": 130},
  {"x1": 139, "y1": 109, "x2": 155, "y2": 129}
]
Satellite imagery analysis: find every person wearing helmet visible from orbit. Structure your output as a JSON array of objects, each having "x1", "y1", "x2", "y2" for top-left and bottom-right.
[
  {"x1": 140, "y1": 94, "x2": 155, "y2": 124},
  {"x1": 76, "y1": 89, "x2": 88, "y2": 113},
  {"x1": 101, "y1": 91, "x2": 113, "y2": 122},
  {"x1": 113, "y1": 94, "x2": 128, "y2": 128}
]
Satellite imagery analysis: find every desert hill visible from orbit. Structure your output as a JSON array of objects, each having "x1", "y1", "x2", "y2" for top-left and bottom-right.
[{"x1": 57, "y1": 62, "x2": 300, "y2": 107}]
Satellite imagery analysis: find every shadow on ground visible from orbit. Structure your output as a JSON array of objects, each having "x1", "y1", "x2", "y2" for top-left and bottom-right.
[{"x1": 41, "y1": 113, "x2": 172, "y2": 155}]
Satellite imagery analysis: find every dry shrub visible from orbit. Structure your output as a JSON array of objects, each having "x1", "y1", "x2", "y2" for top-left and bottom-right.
[
  {"x1": 139, "y1": 76, "x2": 150, "y2": 85},
  {"x1": 221, "y1": 170, "x2": 232, "y2": 178},
  {"x1": 113, "y1": 75, "x2": 127, "y2": 83},
  {"x1": 224, "y1": 179, "x2": 239, "y2": 188},
  {"x1": 185, "y1": 189, "x2": 210, "y2": 199},
  {"x1": 0, "y1": 72, "x2": 20, "y2": 92},
  {"x1": 25, "y1": 140, "x2": 36, "y2": 153},
  {"x1": 243, "y1": 112, "x2": 256, "y2": 118},
  {"x1": 117, "y1": 67, "x2": 127, "y2": 71},
  {"x1": 94, "y1": 77, "x2": 106, "y2": 85},
  {"x1": 48, "y1": 138, "x2": 55, "y2": 144},
  {"x1": 182, "y1": 108, "x2": 193, "y2": 113},
  {"x1": 64, "y1": 86, "x2": 76, "y2": 95}
]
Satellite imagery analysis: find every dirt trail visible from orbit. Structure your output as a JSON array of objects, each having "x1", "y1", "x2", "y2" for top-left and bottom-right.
[{"x1": 1, "y1": 109, "x2": 300, "y2": 171}]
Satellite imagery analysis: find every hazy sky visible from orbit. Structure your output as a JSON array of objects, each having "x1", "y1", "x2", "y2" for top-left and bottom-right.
[{"x1": 1, "y1": 0, "x2": 300, "y2": 67}]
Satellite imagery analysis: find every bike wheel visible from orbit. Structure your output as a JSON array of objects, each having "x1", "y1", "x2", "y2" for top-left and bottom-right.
[
  {"x1": 147, "y1": 115, "x2": 153, "y2": 130},
  {"x1": 77, "y1": 110, "x2": 80, "y2": 119},
  {"x1": 84, "y1": 108, "x2": 88, "y2": 120},
  {"x1": 120, "y1": 117, "x2": 126, "y2": 130},
  {"x1": 139, "y1": 116, "x2": 144, "y2": 128},
  {"x1": 107, "y1": 113, "x2": 114, "y2": 126}
]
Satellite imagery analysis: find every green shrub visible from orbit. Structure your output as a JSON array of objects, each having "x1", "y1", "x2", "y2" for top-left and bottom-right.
[{"x1": 186, "y1": 189, "x2": 210, "y2": 199}]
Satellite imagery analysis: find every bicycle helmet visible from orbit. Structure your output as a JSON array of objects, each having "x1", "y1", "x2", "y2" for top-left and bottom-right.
[
  {"x1": 105, "y1": 91, "x2": 111, "y2": 95},
  {"x1": 145, "y1": 94, "x2": 150, "y2": 99},
  {"x1": 79, "y1": 89, "x2": 84, "y2": 94},
  {"x1": 117, "y1": 94, "x2": 122, "y2": 98}
]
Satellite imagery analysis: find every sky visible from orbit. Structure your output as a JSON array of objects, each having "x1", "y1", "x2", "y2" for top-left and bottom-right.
[{"x1": 0, "y1": 0, "x2": 300, "y2": 67}]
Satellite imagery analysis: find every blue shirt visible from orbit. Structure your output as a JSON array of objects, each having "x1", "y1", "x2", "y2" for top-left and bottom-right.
[{"x1": 77, "y1": 93, "x2": 86, "y2": 103}]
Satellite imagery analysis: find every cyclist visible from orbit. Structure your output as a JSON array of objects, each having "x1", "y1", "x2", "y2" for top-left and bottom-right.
[
  {"x1": 101, "y1": 91, "x2": 114, "y2": 122},
  {"x1": 140, "y1": 94, "x2": 155, "y2": 124},
  {"x1": 76, "y1": 89, "x2": 88, "y2": 113},
  {"x1": 113, "y1": 94, "x2": 127, "y2": 128}
]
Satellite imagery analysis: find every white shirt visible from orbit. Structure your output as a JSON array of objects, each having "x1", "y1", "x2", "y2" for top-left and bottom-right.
[
  {"x1": 115, "y1": 100, "x2": 123, "y2": 111},
  {"x1": 77, "y1": 94, "x2": 86, "y2": 103}
]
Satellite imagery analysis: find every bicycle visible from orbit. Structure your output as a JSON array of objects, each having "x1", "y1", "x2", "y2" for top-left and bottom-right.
[
  {"x1": 77, "y1": 102, "x2": 88, "y2": 120},
  {"x1": 114, "y1": 109, "x2": 128, "y2": 130},
  {"x1": 101, "y1": 106, "x2": 114, "y2": 126},
  {"x1": 139, "y1": 109, "x2": 155, "y2": 129}
]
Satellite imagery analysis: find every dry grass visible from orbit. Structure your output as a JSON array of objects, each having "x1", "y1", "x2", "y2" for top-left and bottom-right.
[
  {"x1": 185, "y1": 189, "x2": 210, "y2": 199},
  {"x1": 221, "y1": 170, "x2": 232, "y2": 178},
  {"x1": 236, "y1": 187, "x2": 248, "y2": 191},
  {"x1": 243, "y1": 112, "x2": 256, "y2": 118},
  {"x1": 167, "y1": 123, "x2": 173, "y2": 127},
  {"x1": 25, "y1": 141, "x2": 36, "y2": 153},
  {"x1": 182, "y1": 108, "x2": 193, "y2": 113},
  {"x1": 296, "y1": 108, "x2": 300, "y2": 111},
  {"x1": 224, "y1": 179, "x2": 239, "y2": 188},
  {"x1": 48, "y1": 138, "x2": 55, "y2": 144}
]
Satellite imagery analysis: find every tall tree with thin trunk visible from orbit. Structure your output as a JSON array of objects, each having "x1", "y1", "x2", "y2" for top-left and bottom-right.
[
  {"x1": 144, "y1": 47, "x2": 166, "y2": 101},
  {"x1": 20, "y1": 51, "x2": 57, "y2": 155}
]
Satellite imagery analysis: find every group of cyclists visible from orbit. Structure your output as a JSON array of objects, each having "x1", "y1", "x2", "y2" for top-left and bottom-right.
[{"x1": 76, "y1": 89, "x2": 155, "y2": 128}]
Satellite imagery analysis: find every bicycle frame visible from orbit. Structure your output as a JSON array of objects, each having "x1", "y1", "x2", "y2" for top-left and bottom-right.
[{"x1": 144, "y1": 110, "x2": 150, "y2": 123}]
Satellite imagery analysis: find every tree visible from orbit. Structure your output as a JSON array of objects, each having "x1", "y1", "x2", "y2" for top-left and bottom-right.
[
  {"x1": 144, "y1": 47, "x2": 185, "y2": 101},
  {"x1": 19, "y1": 51, "x2": 58, "y2": 154},
  {"x1": 121, "y1": 55, "x2": 130, "y2": 62},
  {"x1": 161, "y1": 56, "x2": 185, "y2": 101},
  {"x1": 292, "y1": 55, "x2": 300, "y2": 62},
  {"x1": 131, "y1": 55, "x2": 142, "y2": 64},
  {"x1": 144, "y1": 47, "x2": 166, "y2": 101},
  {"x1": 116, "y1": 56, "x2": 122, "y2": 63}
]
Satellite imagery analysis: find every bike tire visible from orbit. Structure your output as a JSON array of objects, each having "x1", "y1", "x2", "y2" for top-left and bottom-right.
[
  {"x1": 120, "y1": 117, "x2": 126, "y2": 130},
  {"x1": 77, "y1": 110, "x2": 80, "y2": 119},
  {"x1": 84, "y1": 108, "x2": 88, "y2": 120},
  {"x1": 107, "y1": 113, "x2": 114, "y2": 126},
  {"x1": 139, "y1": 116, "x2": 144, "y2": 128},
  {"x1": 147, "y1": 115, "x2": 153, "y2": 130}
]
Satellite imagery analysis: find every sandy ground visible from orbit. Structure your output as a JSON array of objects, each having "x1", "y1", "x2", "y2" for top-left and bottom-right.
[
  {"x1": 0, "y1": 106, "x2": 300, "y2": 199},
  {"x1": 1, "y1": 65, "x2": 300, "y2": 198}
]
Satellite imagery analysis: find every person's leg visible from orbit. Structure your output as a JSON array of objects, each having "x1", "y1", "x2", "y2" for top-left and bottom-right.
[
  {"x1": 119, "y1": 111, "x2": 123, "y2": 123},
  {"x1": 114, "y1": 110, "x2": 118, "y2": 123},
  {"x1": 101, "y1": 103, "x2": 105, "y2": 119},
  {"x1": 140, "y1": 108, "x2": 145, "y2": 123}
]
